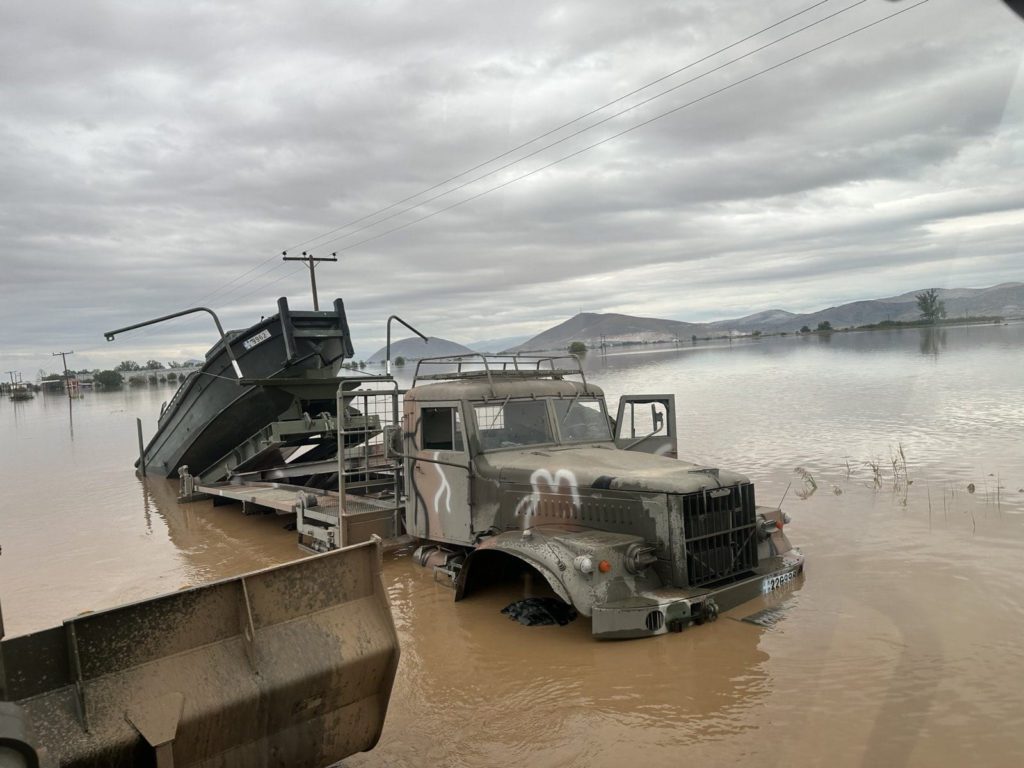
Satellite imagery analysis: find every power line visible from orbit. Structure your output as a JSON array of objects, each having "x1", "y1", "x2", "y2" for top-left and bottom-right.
[
  {"x1": 157, "y1": 3, "x2": 844, "y2": 316},
  {"x1": 199, "y1": 256, "x2": 292, "y2": 308},
  {"x1": 33, "y1": 1, "x2": 931, "y2": 351},
  {"x1": 320, "y1": 0, "x2": 932, "y2": 255},
  {"x1": 228, "y1": 264, "x2": 307, "y2": 307},
  {"x1": 310, "y1": 0, "x2": 870, "y2": 251},
  {"x1": 287, "y1": 0, "x2": 839, "y2": 253},
  {"x1": 192, "y1": 252, "x2": 285, "y2": 307}
]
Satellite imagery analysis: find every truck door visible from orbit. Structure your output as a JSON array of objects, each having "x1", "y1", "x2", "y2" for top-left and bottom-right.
[
  {"x1": 614, "y1": 394, "x2": 677, "y2": 458},
  {"x1": 408, "y1": 402, "x2": 473, "y2": 544}
]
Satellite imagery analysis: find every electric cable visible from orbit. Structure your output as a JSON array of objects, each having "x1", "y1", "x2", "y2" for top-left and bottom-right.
[
  {"x1": 287, "y1": 0, "x2": 841, "y2": 252},
  {"x1": 186, "y1": 1, "x2": 846, "y2": 308},
  {"x1": 317, "y1": 0, "x2": 932, "y2": 255},
  {"x1": 307, "y1": 0, "x2": 870, "y2": 250}
]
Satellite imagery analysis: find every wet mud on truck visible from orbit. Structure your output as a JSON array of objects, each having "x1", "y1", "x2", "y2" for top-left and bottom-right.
[{"x1": 398, "y1": 355, "x2": 804, "y2": 639}]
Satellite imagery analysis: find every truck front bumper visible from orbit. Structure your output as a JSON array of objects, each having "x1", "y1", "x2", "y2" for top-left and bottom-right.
[{"x1": 590, "y1": 551, "x2": 805, "y2": 639}]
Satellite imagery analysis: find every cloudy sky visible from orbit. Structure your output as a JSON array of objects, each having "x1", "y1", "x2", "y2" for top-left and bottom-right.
[{"x1": 1, "y1": 0, "x2": 1022, "y2": 372}]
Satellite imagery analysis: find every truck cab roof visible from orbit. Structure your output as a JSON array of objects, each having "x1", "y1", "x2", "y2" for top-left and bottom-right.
[
  {"x1": 407, "y1": 353, "x2": 599, "y2": 402},
  {"x1": 406, "y1": 375, "x2": 601, "y2": 402}
]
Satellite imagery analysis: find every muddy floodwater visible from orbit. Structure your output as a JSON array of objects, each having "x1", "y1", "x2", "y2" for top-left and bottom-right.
[{"x1": 2, "y1": 322, "x2": 1023, "y2": 766}]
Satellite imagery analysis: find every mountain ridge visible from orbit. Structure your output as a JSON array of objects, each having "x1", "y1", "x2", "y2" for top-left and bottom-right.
[
  {"x1": 508, "y1": 282, "x2": 1023, "y2": 352},
  {"x1": 367, "y1": 336, "x2": 475, "y2": 363}
]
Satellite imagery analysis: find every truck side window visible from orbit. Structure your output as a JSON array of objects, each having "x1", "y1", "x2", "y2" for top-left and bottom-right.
[{"x1": 421, "y1": 407, "x2": 464, "y2": 451}]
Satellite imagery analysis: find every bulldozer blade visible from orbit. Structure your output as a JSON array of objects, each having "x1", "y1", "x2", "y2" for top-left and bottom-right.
[{"x1": 0, "y1": 537, "x2": 399, "y2": 767}]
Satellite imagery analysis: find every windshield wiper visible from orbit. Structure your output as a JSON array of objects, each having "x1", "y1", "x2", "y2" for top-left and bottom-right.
[{"x1": 558, "y1": 392, "x2": 582, "y2": 428}]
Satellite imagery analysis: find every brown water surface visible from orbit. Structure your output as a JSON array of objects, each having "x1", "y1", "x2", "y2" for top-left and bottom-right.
[{"x1": 2, "y1": 323, "x2": 1023, "y2": 766}]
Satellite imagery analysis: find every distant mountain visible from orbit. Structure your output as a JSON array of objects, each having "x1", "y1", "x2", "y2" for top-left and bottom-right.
[
  {"x1": 510, "y1": 283, "x2": 1024, "y2": 352},
  {"x1": 511, "y1": 312, "x2": 704, "y2": 352},
  {"x1": 709, "y1": 282, "x2": 1024, "y2": 333},
  {"x1": 367, "y1": 336, "x2": 475, "y2": 363}
]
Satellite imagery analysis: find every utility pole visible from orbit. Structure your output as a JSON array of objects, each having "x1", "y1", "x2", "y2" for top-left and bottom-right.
[
  {"x1": 282, "y1": 251, "x2": 337, "y2": 311},
  {"x1": 52, "y1": 350, "x2": 74, "y2": 400}
]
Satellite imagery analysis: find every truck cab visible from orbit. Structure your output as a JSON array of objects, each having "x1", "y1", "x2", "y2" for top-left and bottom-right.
[{"x1": 401, "y1": 355, "x2": 804, "y2": 639}]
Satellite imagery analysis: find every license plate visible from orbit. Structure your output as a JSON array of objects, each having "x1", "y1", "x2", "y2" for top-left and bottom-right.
[
  {"x1": 243, "y1": 329, "x2": 272, "y2": 350},
  {"x1": 761, "y1": 570, "x2": 796, "y2": 595}
]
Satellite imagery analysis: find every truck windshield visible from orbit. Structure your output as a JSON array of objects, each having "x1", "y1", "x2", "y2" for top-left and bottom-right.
[
  {"x1": 554, "y1": 397, "x2": 612, "y2": 442},
  {"x1": 474, "y1": 400, "x2": 554, "y2": 450}
]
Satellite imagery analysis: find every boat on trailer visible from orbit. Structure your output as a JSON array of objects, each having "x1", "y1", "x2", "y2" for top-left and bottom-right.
[{"x1": 105, "y1": 296, "x2": 355, "y2": 479}]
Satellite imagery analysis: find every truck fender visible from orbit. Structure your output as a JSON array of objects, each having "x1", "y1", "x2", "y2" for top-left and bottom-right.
[{"x1": 455, "y1": 535, "x2": 572, "y2": 606}]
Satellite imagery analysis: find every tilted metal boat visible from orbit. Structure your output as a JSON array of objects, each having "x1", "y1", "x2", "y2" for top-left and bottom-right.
[{"x1": 105, "y1": 297, "x2": 355, "y2": 479}]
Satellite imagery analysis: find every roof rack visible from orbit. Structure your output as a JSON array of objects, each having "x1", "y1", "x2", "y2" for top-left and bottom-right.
[{"x1": 412, "y1": 353, "x2": 589, "y2": 392}]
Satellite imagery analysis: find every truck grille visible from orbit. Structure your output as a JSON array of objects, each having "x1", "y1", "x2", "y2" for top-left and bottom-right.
[{"x1": 681, "y1": 483, "x2": 758, "y2": 587}]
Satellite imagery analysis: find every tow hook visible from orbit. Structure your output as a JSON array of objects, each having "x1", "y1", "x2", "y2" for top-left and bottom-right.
[
  {"x1": 694, "y1": 598, "x2": 720, "y2": 625},
  {"x1": 705, "y1": 598, "x2": 720, "y2": 622}
]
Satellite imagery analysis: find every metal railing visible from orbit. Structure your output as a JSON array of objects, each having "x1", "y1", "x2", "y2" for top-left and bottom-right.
[{"x1": 412, "y1": 353, "x2": 589, "y2": 391}]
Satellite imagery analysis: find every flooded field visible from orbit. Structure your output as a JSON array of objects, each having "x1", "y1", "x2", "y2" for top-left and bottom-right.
[{"x1": 2, "y1": 322, "x2": 1023, "y2": 766}]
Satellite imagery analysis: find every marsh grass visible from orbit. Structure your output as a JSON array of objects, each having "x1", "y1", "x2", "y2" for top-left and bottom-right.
[
  {"x1": 808, "y1": 446, "x2": 1017, "y2": 534},
  {"x1": 864, "y1": 458, "x2": 883, "y2": 489}
]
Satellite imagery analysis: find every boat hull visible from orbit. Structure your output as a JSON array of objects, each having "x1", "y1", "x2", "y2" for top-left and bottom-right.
[{"x1": 142, "y1": 297, "x2": 354, "y2": 478}]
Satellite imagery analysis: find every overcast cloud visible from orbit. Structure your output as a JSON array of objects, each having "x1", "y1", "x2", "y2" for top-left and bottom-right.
[{"x1": 1, "y1": 0, "x2": 1022, "y2": 372}]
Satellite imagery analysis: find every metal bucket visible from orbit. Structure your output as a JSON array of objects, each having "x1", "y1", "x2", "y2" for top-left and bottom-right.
[{"x1": 0, "y1": 538, "x2": 399, "y2": 767}]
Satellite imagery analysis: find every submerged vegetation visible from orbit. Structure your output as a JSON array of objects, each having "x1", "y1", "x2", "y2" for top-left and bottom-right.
[
  {"x1": 794, "y1": 442, "x2": 1015, "y2": 536},
  {"x1": 852, "y1": 316, "x2": 1003, "y2": 332},
  {"x1": 93, "y1": 370, "x2": 123, "y2": 389}
]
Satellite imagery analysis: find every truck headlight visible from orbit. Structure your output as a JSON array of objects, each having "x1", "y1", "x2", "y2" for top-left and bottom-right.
[{"x1": 625, "y1": 543, "x2": 657, "y2": 574}]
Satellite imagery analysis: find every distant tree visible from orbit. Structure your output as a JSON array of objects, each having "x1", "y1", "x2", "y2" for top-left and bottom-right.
[
  {"x1": 816, "y1": 321, "x2": 833, "y2": 332},
  {"x1": 751, "y1": 330, "x2": 762, "y2": 338},
  {"x1": 359, "y1": 360, "x2": 367, "y2": 369},
  {"x1": 145, "y1": 360, "x2": 165, "y2": 370},
  {"x1": 129, "y1": 375, "x2": 147, "y2": 387},
  {"x1": 116, "y1": 360, "x2": 141, "y2": 372},
  {"x1": 916, "y1": 288, "x2": 946, "y2": 323},
  {"x1": 800, "y1": 325, "x2": 811, "y2": 334},
  {"x1": 394, "y1": 356, "x2": 406, "y2": 367},
  {"x1": 568, "y1": 341, "x2": 587, "y2": 355},
  {"x1": 166, "y1": 360, "x2": 181, "y2": 369},
  {"x1": 167, "y1": 371, "x2": 178, "y2": 381},
  {"x1": 94, "y1": 370, "x2": 123, "y2": 389},
  {"x1": 41, "y1": 373, "x2": 63, "y2": 381},
  {"x1": 691, "y1": 334, "x2": 698, "y2": 343}
]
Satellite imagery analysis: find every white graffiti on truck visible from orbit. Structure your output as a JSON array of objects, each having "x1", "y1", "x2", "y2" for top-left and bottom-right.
[
  {"x1": 515, "y1": 468, "x2": 581, "y2": 519},
  {"x1": 432, "y1": 451, "x2": 453, "y2": 515}
]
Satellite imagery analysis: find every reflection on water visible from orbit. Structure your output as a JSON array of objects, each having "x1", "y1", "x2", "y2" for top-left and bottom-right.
[
  {"x1": 3, "y1": 324, "x2": 1024, "y2": 766},
  {"x1": 919, "y1": 326, "x2": 948, "y2": 356}
]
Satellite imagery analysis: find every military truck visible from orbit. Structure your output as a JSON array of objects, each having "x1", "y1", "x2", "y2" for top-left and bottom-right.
[{"x1": 398, "y1": 354, "x2": 804, "y2": 639}]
